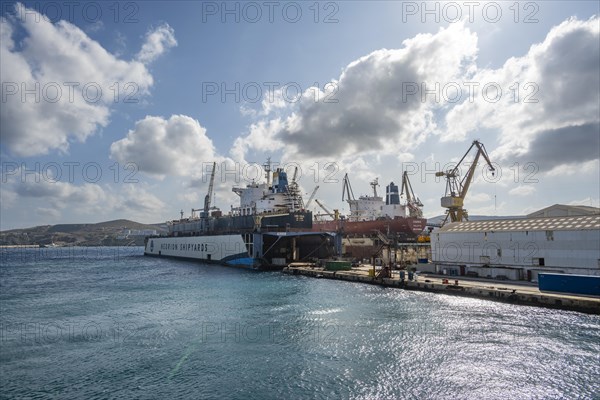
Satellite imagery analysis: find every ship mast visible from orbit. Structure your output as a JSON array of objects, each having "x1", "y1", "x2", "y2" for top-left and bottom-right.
[
  {"x1": 370, "y1": 178, "x2": 379, "y2": 198},
  {"x1": 263, "y1": 157, "x2": 272, "y2": 186}
]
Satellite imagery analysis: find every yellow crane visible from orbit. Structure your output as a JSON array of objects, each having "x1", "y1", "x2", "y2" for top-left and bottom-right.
[
  {"x1": 314, "y1": 199, "x2": 339, "y2": 221},
  {"x1": 436, "y1": 140, "x2": 495, "y2": 224}
]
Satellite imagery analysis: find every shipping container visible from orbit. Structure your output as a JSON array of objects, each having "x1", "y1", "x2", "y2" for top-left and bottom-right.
[
  {"x1": 325, "y1": 261, "x2": 352, "y2": 271},
  {"x1": 538, "y1": 273, "x2": 600, "y2": 296}
]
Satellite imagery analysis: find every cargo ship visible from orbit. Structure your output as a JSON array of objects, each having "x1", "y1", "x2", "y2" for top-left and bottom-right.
[
  {"x1": 304, "y1": 173, "x2": 427, "y2": 259},
  {"x1": 312, "y1": 215, "x2": 425, "y2": 237},
  {"x1": 311, "y1": 173, "x2": 426, "y2": 239},
  {"x1": 144, "y1": 160, "x2": 339, "y2": 269}
]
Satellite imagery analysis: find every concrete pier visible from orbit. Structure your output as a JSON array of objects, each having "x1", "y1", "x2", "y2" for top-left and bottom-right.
[{"x1": 282, "y1": 265, "x2": 600, "y2": 315}]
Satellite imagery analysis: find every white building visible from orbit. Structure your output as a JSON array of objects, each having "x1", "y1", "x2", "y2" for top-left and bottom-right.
[
  {"x1": 429, "y1": 205, "x2": 600, "y2": 281},
  {"x1": 117, "y1": 229, "x2": 158, "y2": 239},
  {"x1": 526, "y1": 204, "x2": 599, "y2": 218}
]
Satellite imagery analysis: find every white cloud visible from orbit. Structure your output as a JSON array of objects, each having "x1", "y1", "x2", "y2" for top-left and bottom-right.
[
  {"x1": 545, "y1": 159, "x2": 599, "y2": 177},
  {"x1": 115, "y1": 184, "x2": 166, "y2": 214},
  {"x1": 136, "y1": 23, "x2": 177, "y2": 64},
  {"x1": 84, "y1": 20, "x2": 104, "y2": 34},
  {"x1": 36, "y1": 207, "x2": 61, "y2": 219},
  {"x1": 445, "y1": 17, "x2": 599, "y2": 166},
  {"x1": 467, "y1": 200, "x2": 507, "y2": 217},
  {"x1": 178, "y1": 192, "x2": 200, "y2": 204},
  {"x1": 240, "y1": 87, "x2": 289, "y2": 118},
  {"x1": 230, "y1": 118, "x2": 285, "y2": 162},
  {"x1": 0, "y1": 3, "x2": 176, "y2": 157},
  {"x1": 14, "y1": 177, "x2": 108, "y2": 209},
  {"x1": 508, "y1": 185, "x2": 536, "y2": 197},
  {"x1": 110, "y1": 115, "x2": 216, "y2": 176},
  {"x1": 0, "y1": 187, "x2": 18, "y2": 209},
  {"x1": 232, "y1": 22, "x2": 478, "y2": 160},
  {"x1": 566, "y1": 197, "x2": 600, "y2": 208},
  {"x1": 469, "y1": 192, "x2": 492, "y2": 202},
  {"x1": 1, "y1": 167, "x2": 167, "y2": 223}
]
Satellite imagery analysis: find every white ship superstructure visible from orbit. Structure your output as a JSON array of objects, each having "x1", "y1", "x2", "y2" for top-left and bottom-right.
[{"x1": 145, "y1": 159, "x2": 338, "y2": 269}]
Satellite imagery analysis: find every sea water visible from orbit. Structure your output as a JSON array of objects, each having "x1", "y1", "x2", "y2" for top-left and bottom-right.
[{"x1": 1, "y1": 247, "x2": 599, "y2": 399}]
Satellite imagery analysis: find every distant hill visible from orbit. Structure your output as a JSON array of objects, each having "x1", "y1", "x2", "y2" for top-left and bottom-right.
[
  {"x1": 1, "y1": 215, "x2": 527, "y2": 246},
  {"x1": 47, "y1": 224, "x2": 88, "y2": 233},
  {"x1": 46, "y1": 219, "x2": 160, "y2": 233},
  {"x1": 0, "y1": 220, "x2": 167, "y2": 247}
]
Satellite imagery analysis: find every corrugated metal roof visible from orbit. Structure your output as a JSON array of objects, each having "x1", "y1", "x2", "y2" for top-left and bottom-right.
[{"x1": 439, "y1": 215, "x2": 600, "y2": 233}]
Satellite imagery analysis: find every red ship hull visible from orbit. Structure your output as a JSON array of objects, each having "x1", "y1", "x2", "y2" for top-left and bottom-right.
[{"x1": 311, "y1": 217, "x2": 426, "y2": 236}]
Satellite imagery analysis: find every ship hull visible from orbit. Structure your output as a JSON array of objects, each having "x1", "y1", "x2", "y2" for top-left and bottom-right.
[
  {"x1": 312, "y1": 217, "x2": 426, "y2": 237},
  {"x1": 144, "y1": 231, "x2": 340, "y2": 270},
  {"x1": 144, "y1": 234, "x2": 260, "y2": 268}
]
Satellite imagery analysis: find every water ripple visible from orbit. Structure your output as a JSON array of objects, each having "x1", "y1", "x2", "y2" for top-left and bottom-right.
[{"x1": 1, "y1": 248, "x2": 599, "y2": 399}]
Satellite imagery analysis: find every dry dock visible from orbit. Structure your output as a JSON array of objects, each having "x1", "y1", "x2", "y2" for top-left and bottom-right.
[{"x1": 283, "y1": 265, "x2": 600, "y2": 315}]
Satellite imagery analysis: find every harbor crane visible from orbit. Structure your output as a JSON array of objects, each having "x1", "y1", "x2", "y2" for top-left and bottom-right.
[
  {"x1": 401, "y1": 171, "x2": 423, "y2": 218},
  {"x1": 342, "y1": 173, "x2": 356, "y2": 202},
  {"x1": 342, "y1": 173, "x2": 360, "y2": 221},
  {"x1": 314, "y1": 199, "x2": 339, "y2": 220},
  {"x1": 286, "y1": 166, "x2": 304, "y2": 210},
  {"x1": 203, "y1": 161, "x2": 217, "y2": 219},
  {"x1": 315, "y1": 199, "x2": 333, "y2": 216},
  {"x1": 436, "y1": 140, "x2": 495, "y2": 224},
  {"x1": 305, "y1": 186, "x2": 319, "y2": 209}
]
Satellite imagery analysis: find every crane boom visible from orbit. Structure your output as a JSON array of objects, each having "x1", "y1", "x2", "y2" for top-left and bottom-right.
[
  {"x1": 314, "y1": 199, "x2": 339, "y2": 221},
  {"x1": 401, "y1": 171, "x2": 423, "y2": 218},
  {"x1": 342, "y1": 173, "x2": 355, "y2": 202},
  {"x1": 286, "y1": 165, "x2": 304, "y2": 211},
  {"x1": 305, "y1": 186, "x2": 319, "y2": 209},
  {"x1": 437, "y1": 140, "x2": 495, "y2": 224},
  {"x1": 315, "y1": 199, "x2": 332, "y2": 215},
  {"x1": 203, "y1": 162, "x2": 217, "y2": 218},
  {"x1": 460, "y1": 141, "x2": 493, "y2": 198}
]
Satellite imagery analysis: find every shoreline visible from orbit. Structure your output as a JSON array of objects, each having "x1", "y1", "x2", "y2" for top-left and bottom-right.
[{"x1": 283, "y1": 265, "x2": 600, "y2": 315}]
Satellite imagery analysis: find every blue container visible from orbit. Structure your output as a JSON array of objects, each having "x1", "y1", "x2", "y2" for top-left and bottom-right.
[{"x1": 538, "y1": 273, "x2": 600, "y2": 296}]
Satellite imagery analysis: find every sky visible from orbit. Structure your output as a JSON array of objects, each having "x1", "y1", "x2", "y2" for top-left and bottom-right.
[{"x1": 1, "y1": 1, "x2": 599, "y2": 230}]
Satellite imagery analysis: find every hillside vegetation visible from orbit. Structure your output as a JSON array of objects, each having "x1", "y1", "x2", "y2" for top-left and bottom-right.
[{"x1": 0, "y1": 220, "x2": 167, "y2": 247}]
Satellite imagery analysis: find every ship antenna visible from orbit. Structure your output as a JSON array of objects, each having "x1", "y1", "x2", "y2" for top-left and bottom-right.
[
  {"x1": 370, "y1": 178, "x2": 379, "y2": 198},
  {"x1": 263, "y1": 157, "x2": 272, "y2": 186}
]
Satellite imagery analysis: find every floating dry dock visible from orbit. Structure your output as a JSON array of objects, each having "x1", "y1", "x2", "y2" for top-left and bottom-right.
[{"x1": 283, "y1": 265, "x2": 600, "y2": 315}]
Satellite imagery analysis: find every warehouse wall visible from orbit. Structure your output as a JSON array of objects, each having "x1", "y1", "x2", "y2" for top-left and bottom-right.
[{"x1": 431, "y1": 229, "x2": 600, "y2": 275}]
